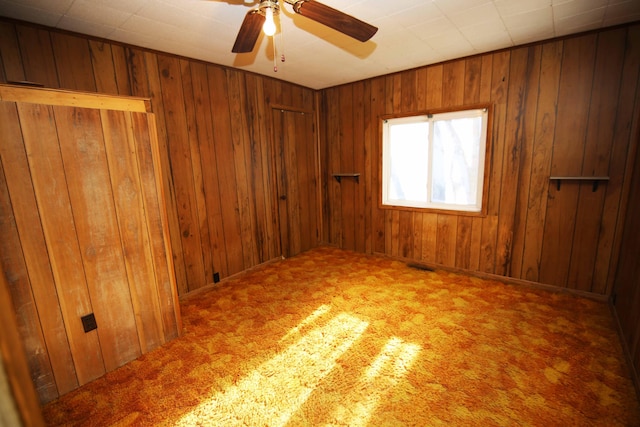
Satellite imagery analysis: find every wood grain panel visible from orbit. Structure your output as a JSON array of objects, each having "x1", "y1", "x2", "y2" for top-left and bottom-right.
[
  {"x1": 89, "y1": 40, "x2": 119, "y2": 95},
  {"x1": 189, "y1": 61, "x2": 228, "y2": 277},
  {"x1": 51, "y1": 32, "x2": 96, "y2": 92},
  {"x1": 509, "y1": 45, "x2": 542, "y2": 279},
  {"x1": 353, "y1": 81, "x2": 367, "y2": 253},
  {"x1": 598, "y1": 25, "x2": 640, "y2": 296},
  {"x1": 0, "y1": 264, "x2": 45, "y2": 426},
  {"x1": 420, "y1": 213, "x2": 438, "y2": 264},
  {"x1": 568, "y1": 28, "x2": 625, "y2": 293},
  {"x1": 54, "y1": 105, "x2": 141, "y2": 371},
  {"x1": 17, "y1": 102, "x2": 105, "y2": 385},
  {"x1": 226, "y1": 69, "x2": 258, "y2": 269},
  {"x1": 15, "y1": 24, "x2": 59, "y2": 87},
  {"x1": 326, "y1": 88, "x2": 343, "y2": 247},
  {"x1": 2, "y1": 89, "x2": 181, "y2": 404},
  {"x1": 539, "y1": 35, "x2": 596, "y2": 288},
  {"x1": 436, "y1": 215, "x2": 457, "y2": 267},
  {"x1": 180, "y1": 59, "x2": 214, "y2": 286},
  {"x1": 339, "y1": 85, "x2": 356, "y2": 251},
  {"x1": 370, "y1": 77, "x2": 386, "y2": 254},
  {"x1": 0, "y1": 154, "x2": 59, "y2": 403},
  {"x1": 101, "y1": 109, "x2": 165, "y2": 353},
  {"x1": 157, "y1": 55, "x2": 206, "y2": 292},
  {"x1": 360, "y1": 80, "x2": 373, "y2": 254},
  {"x1": 142, "y1": 51, "x2": 189, "y2": 295},
  {"x1": 520, "y1": 41, "x2": 563, "y2": 283},
  {"x1": 613, "y1": 126, "x2": 640, "y2": 390},
  {"x1": 130, "y1": 112, "x2": 181, "y2": 340},
  {"x1": 207, "y1": 65, "x2": 244, "y2": 275},
  {"x1": 245, "y1": 74, "x2": 278, "y2": 263},
  {"x1": 0, "y1": 103, "x2": 78, "y2": 401},
  {"x1": 0, "y1": 22, "x2": 25, "y2": 82},
  {"x1": 321, "y1": 26, "x2": 639, "y2": 299}
]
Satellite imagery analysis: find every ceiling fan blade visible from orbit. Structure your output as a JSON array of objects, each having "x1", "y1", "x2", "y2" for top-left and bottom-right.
[
  {"x1": 292, "y1": 0, "x2": 377, "y2": 42},
  {"x1": 232, "y1": 10, "x2": 265, "y2": 53}
]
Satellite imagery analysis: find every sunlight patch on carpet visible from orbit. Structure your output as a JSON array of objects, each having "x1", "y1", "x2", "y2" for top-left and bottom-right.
[
  {"x1": 174, "y1": 312, "x2": 368, "y2": 426},
  {"x1": 333, "y1": 337, "x2": 421, "y2": 426},
  {"x1": 280, "y1": 304, "x2": 331, "y2": 343}
]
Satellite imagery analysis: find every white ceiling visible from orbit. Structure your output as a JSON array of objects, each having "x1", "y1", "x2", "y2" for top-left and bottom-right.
[{"x1": 0, "y1": 0, "x2": 639, "y2": 89}]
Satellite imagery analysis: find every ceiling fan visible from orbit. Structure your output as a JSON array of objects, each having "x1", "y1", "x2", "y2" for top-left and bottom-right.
[{"x1": 232, "y1": 0, "x2": 378, "y2": 53}]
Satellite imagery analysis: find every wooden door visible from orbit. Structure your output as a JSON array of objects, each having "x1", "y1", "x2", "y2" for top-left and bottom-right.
[
  {"x1": 0, "y1": 85, "x2": 180, "y2": 403},
  {"x1": 272, "y1": 108, "x2": 319, "y2": 258}
]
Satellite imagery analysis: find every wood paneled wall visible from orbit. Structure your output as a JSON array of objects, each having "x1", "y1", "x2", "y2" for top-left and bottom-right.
[
  {"x1": 0, "y1": 18, "x2": 317, "y2": 296},
  {"x1": 613, "y1": 129, "x2": 640, "y2": 394},
  {"x1": 0, "y1": 86, "x2": 182, "y2": 403},
  {"x1": 320, "y1": 24, "x2": 640, "y2": 297}
]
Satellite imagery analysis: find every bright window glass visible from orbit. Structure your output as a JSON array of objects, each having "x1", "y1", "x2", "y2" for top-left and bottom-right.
[{"x1": 382, "y1": 108, "x2": 488, "y2": 212}]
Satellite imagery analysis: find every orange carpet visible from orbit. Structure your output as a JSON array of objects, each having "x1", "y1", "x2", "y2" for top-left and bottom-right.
[{"x1": 43, "y1": 246, "x2": 640, "y2": 426}]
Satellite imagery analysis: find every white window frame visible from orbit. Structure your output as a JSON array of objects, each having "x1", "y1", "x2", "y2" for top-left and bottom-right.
[{"x1": 381, "y1": 106, "x2": 490, "y2": 213}]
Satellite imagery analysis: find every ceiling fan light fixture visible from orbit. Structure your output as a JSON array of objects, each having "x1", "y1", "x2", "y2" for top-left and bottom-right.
[{"x1": 263, "y1": 6, "x2": 276, "y2": 36}]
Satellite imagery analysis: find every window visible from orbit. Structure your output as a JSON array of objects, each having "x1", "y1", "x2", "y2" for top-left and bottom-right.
[{"x1": 381, "y1": 107, "x2": 489, "y2": 213}]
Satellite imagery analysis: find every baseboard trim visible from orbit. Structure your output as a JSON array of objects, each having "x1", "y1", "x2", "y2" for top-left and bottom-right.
[{"x1": 373, "y1": 251, "x2": 609, "y2": 303}]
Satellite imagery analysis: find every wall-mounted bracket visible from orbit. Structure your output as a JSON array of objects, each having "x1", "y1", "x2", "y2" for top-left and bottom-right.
[
  {"x1": 550, "y1": 176, "x2": 609, "y2": 192},
  {"x1": 332, "y1": 173, "x2": 360, "y2": 184}
]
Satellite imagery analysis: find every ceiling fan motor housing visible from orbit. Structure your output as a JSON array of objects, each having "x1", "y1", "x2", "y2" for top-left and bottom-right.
[{"x1": 259, "y1": 0, "x2": 279, "y2": 16}]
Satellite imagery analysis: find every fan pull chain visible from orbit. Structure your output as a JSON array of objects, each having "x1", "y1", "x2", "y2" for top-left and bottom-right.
[
  {"x1": 279, "y1": 23, "x2": 285, "y2": 64},
  {"x1": 273, "y1": 24, "x2": 285, "y2": 72},
  {"x1": 273, "y1": 38, "x2": 277, "y2": 72}
]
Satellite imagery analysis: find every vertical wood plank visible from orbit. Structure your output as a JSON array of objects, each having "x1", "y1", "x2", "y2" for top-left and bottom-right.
[
  {"x1": 339, "y1": 85, "x2": 356, "y2": 251},
  {"x1": 420, "y1": 213, "x2": 438, "y2": 263},
  {"x1": 54, "y1": 105, "x2": 140, "y2": 372},
  {"x1": 132, "y1": 113, "x2": 181, "y2": 340},
  {"x1": 597, "y1": 25, "x2": 640, "y2": 295},
  {"x1": 191, "y1": 62, "x2": 228, "y2": 277},
  {"x1": 0, "y1": 22, "x2": 25, "y2": 83},
  {"x1": 370, "y1": 77, "x2": 386, "y2": 253},
  {"x1": 479, "y1": 215, "x2": 499, "y2": 274},
  {"x1": 180, "y1": 59, "x2": 214, "y2": 287},
  {"x1": 540, "y1": 34, "x2": 596, "y2": 288},
  {"x1": 436, "y1": 215, "x2": 457, "y2": 267},
  {"x1": 327, "y1": 88, "x2": 343, "y2": 247},
  {"x1": 111, "y1": 44, "x2": 132, "y2": 96},
  {"x1": 245, "y1": 74, "x2": 277, "y2": 263},
  {"x1": 469, "y1": 217, "x2": 483, "y2": 271},
  {"x1": 442, "y1": 60, "x2": 465, "y2": 107},
  {"x1": 0, "y1": 264, "x2": 45, "y2": 426},
  {"x1": 507, "y1": 46, "x2": 541, "y2": 279},
  {"x1": 139, "y1": 51, "x2": 189, "y2": 295},
  {"x1": 520, "y1": 41, "x2": 563, "y2": 283},
  {"x1": 50, "y1": 32, "x2": 96, "y2": 91},
  {"x1": 101, "y1": 109, "x2": 164, "y2": 353},
  {"x1": 0, "y1": 151, "x2": 60, "y2": 402},
  {"x1": 15, "y1": 24, "x2": 59, "y2": 87},
  {"x1": 207, "y1": 65, "x2": 244, "y2": 273},
  {"x1": 464, "y1": 56, "x2": 483, "y2": 104},
  {"x1": 88, "y1": 40, "x2": 118, "y2": 95},
  {"x1": 398, "y1": 210, "x2": 414, "y2": 258},
  {"x1": 426, "y1": 65, "x2": 443, "y2": 109},
  {"x1": 362, "y1": 80, "x2": 374, "y2": 254},
  {"x1": 353, "y1": 81, "x2": 367, "y2": 253},
  {"x1": 157, "y1": 55, "x2": 206, "y2": 291},
  {"x1": 568, "y1": 28, "x2": 626, "y2": 292},
  {"x1": 0, "y1": 102, "x2": 78, "y2": 402},
  {"x1": 455, "y1": 216, "x2": 473, "y2": 269},
  {"x1": 226, "y1": 69, "x2": 258, "y2": 268},
  {"x1": 17, "y1": 102, "x2": 105, "y2": 385},
  {"x1": 486, "y1": 51, "x2": 510, "y2": 218}
]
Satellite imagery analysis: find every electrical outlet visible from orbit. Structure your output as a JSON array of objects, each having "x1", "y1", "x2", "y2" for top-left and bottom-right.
[{"x1": 81, "y1": 313, "x2": 97, "y2": 333}]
